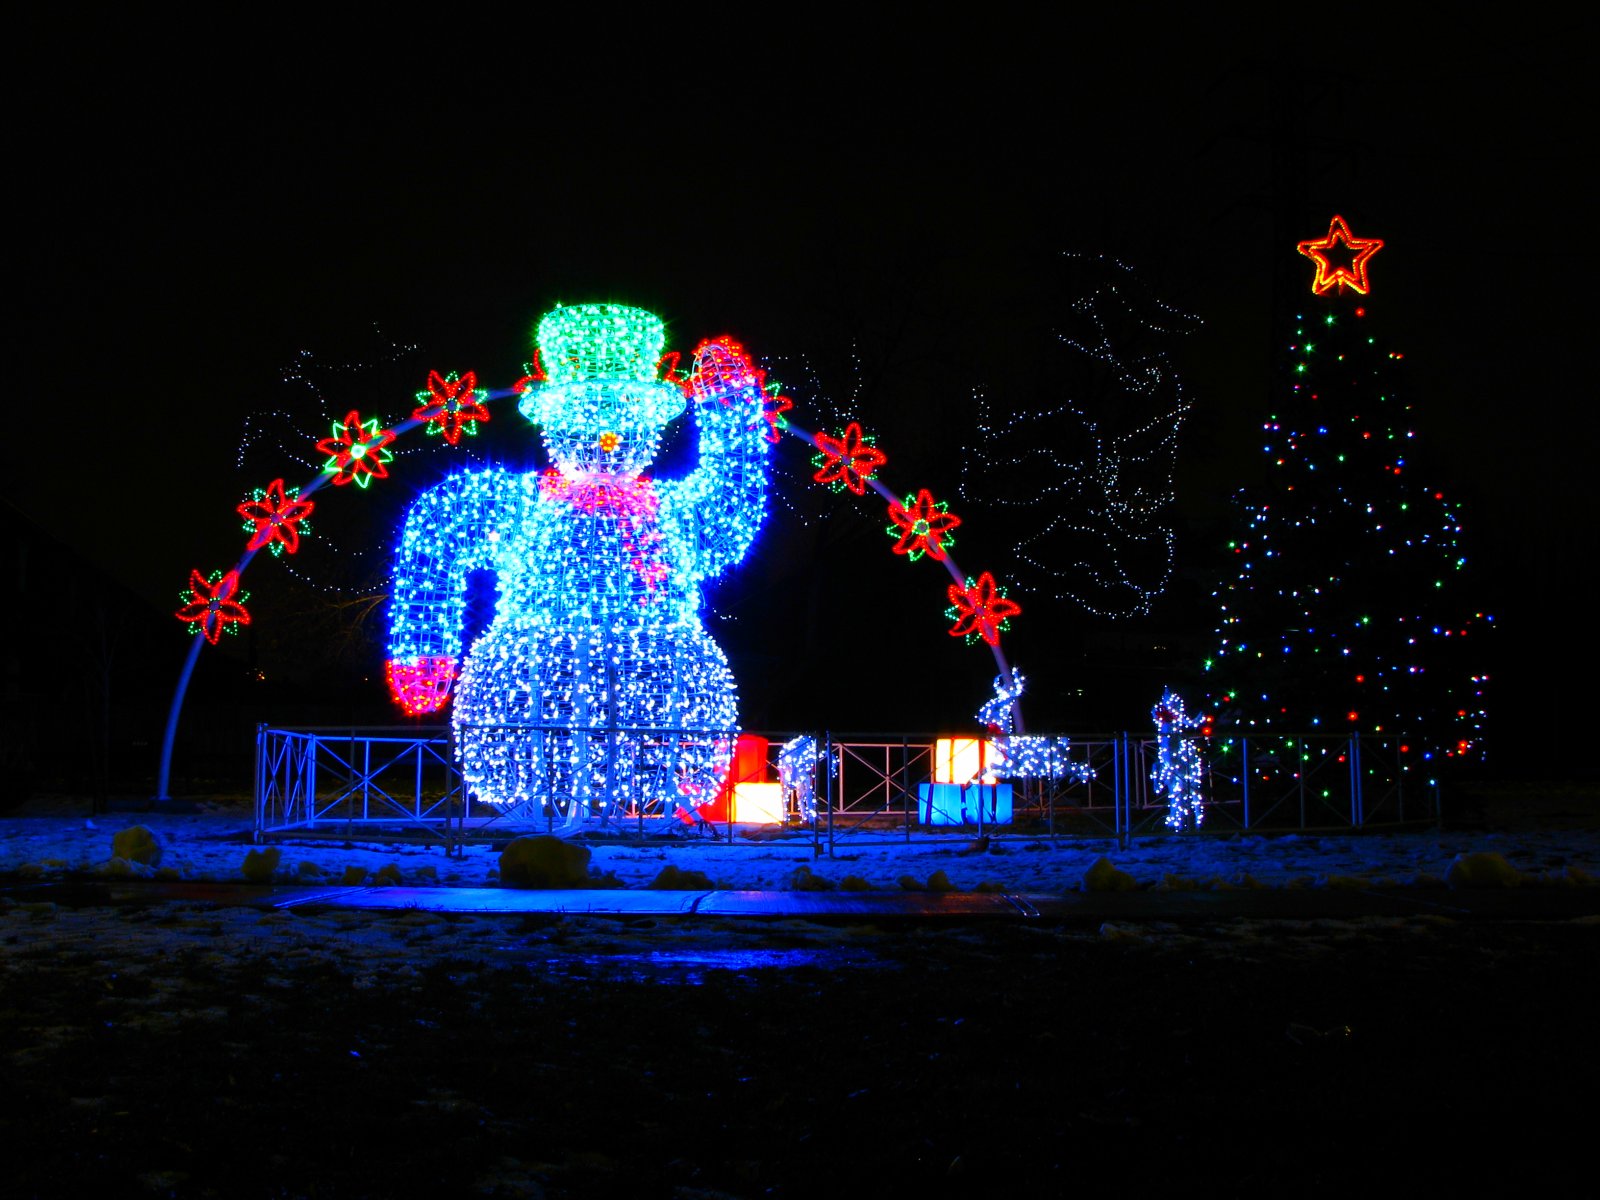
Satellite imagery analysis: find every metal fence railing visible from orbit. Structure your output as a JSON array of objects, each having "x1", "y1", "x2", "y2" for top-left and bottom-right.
[{"x1": 256, "y1": 725, "x2": 1442, "y2": 853}]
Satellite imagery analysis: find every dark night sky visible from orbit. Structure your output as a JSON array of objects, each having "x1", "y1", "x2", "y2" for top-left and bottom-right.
[{"x1": 9, "y1": 20, "x2": 1593, "y2": 753}]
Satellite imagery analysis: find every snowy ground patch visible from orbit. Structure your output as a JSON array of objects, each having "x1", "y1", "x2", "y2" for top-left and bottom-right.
[{"x1": 3, "y1": 792, "x2": 1597, "y2": 894}]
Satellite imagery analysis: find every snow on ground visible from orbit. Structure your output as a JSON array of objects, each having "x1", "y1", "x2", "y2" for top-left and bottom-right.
[
  {"x1": 3, "y1": 791, "x2": 1596, "y2": 894},
  {"x1": 5, "y1": 789, "x2": 1597, "y2": 1200}
]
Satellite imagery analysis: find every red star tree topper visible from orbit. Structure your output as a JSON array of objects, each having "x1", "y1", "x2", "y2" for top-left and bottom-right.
[
  {"x1": 946, "y1": 571, "x2": 1021, "y2": 646},
  {"x1": 176, "y1": 568, "x2": 251, "y2": 644},
  {"x1": 1297, "y1": 214, "x2": 1384, "y2": 295},
  {"x1": 238, "y1": 478, "x2": 314, "y2": 555},
  {"x1": 812, "y1": 422, "x2": 887, "y2": 495},
  {"x1": 886, "y1": 488, "x2": 961, "y2": 562},
  {"x1": 317, "y1": 410, "x2": 396, "y2": 488},
  {"x1": 412, "y1": 370, "x2": 491, "y2": 445}
]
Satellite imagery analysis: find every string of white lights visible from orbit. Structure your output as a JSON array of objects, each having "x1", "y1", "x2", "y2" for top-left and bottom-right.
[{"x1": 961, "y1": 255, "x2": 1197, "y2": 619}]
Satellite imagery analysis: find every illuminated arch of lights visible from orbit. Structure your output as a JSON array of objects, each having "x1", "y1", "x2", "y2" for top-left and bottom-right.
[{"x1": 162, "y1": 302, "x2": 1032, "y2": 804}]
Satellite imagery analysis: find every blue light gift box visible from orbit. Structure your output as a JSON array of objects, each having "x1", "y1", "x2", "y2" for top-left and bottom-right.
[{"x1": 918, "y1": 782, "x2": 1012, "y2": 825}]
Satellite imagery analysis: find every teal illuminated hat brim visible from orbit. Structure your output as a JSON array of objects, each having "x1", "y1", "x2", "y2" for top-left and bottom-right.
[{"x1": 519, "y1": 379, "x2": 687, "y2": 429}]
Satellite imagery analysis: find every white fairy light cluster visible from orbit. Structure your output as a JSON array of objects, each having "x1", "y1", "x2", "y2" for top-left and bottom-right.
[
  {"x1": 961, "y1": 255, "x2": 1197, "y2": 619},
  {"x1": 973, "y1": 673, "x2": 1094, "y2": 784},
  {"x1": 263, "y1": 331, "x2": 425, "y2": 467},
  {"x1": 1150, "y1": 686, "x2": 1205, "y2": 830},
  {"x1": 232, "y1": 333, "x2": 429, "y2": 596},
  {"x1": 778, "y1": 735, "x2": 822, "y2": 823},
  {"x1": 757, "y1": 348, "x2": 868, "y2": 529},
  {"x1": 387, "y1": 305, "x2": 770, "y2": 828}
]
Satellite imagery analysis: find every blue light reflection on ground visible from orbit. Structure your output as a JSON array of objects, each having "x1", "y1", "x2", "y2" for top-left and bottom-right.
[{"x1": 534, "y1": 947, "x2": 891, "y2": 986}]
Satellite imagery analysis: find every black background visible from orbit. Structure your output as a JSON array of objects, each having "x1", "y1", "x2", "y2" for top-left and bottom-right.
[{"x1": 8, "y1": 17, "x2": 1591, "y2": 780}]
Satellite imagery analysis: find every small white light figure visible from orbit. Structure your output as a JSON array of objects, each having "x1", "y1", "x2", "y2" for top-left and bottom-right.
[
  {"x1": 385, "y1": 305, "x2": 770, "y2": 828},
  {"x1": 1151, "y1": 686, "x2": 1206, "y2": 830},
  {"x1": 779, "y1": 735, "x2": 821, "y2": 823}
]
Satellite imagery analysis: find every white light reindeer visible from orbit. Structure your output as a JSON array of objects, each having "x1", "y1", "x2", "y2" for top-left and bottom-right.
[{"x1": 970, "y1": 673, "x2": 1094, "y2": 785}]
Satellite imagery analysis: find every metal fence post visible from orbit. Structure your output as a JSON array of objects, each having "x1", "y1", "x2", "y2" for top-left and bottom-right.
[
  {"x1": 825, "y1": 730, "x2": 834, "y2": 858},
  {"x1": 307, "y1": 733, "x2": 321, "y2": 834},
  {"x1": 253, "y1": 724, "x2": 266, "y2": 843},
  {"x1": 726, "y1": 732, "x2": 736, "y2": 843},
  {"x1": 902, "y1": 735, "x2": 911, "y2": 842},
  {"x1": 810, "y1": 730, "x2": 821, "y2": 858},
  {"x1": 1395, "y1": 739, "x2": 1405, "y2": 825},
  {"x1": 1350, "y1": 734, "x2": 1362, "y2": 828},
  {"x1": 1241, "y1": 737, "x2": 1251, "y2": 830},
  {"x1": 1116, "y1": 733, "x2": 1128, "y2": 850},
  {"x1": 1297, "y1": 740, "x2": 1306, "y2": 830},
  {"x1": 1111, "y1": 736, "x2": 1121, "y2": 844}
]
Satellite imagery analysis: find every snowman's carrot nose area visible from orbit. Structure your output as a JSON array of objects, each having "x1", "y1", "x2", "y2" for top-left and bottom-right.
[{"x1": 597, "y1": 432, "x2": 620, "y2": 453}]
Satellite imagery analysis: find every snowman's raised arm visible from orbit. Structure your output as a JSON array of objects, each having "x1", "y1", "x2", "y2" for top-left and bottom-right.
[
  {"x1": 384, "y1": 467, "x2": 528, "y2": 714},
  {"x1": 661, "y1": 337, "x2": 772, "y2": 582}
]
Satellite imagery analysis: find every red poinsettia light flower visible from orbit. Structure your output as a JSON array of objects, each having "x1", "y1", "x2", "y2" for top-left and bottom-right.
[
  {"x1": 760, "y1": 388, "x2": 794, "y2": 444},
  {"x1": 945, "y1": 572, "x2": 1021, "y2": 646},
  {"x1": 412, "y1": 370, "x2": 491, "y2": 445},
  {"x1": 176, "y1": 568, "x2": 251, "y2": 644},
  {"x1": 657, "y1": 350, "x2": 688, "y2": 393},
  {"x1": 886, "y1": 488, "x2": 961, "y2": 562},
  {"x1": 238, "y1": 478, "x2": 314, "y2": 555},
  {"x1": 512, "y1": 349, "x2": 547, "y2": 397},
  {"x1": 812, "y1": 422, "x2": 887, "y2": 495},
  {"x1": 317, "y1": 410, "x2": 396, "y2": 488}
]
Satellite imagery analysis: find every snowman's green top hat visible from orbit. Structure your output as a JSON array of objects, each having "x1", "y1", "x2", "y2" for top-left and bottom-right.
[{"x1": 520, "y1": 303, "x2": 685, "y2": 428}]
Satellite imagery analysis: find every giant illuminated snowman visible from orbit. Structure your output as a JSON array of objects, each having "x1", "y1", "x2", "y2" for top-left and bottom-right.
[{"x1": 384, "y1": 304, "x2": 770, "y2": 829}]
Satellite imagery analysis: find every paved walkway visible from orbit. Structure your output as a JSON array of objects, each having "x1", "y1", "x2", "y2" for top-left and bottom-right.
[{"x1": 12, "y1": 880, "x2": 1600, "y2": 921}]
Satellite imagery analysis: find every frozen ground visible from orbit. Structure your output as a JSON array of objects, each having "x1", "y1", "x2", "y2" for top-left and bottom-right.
[
  {"x1": 4, "y1": 788, "x2": 1597, "y2": 1198},
  {"x1": 2, "y1": 788, "x2": 1597, "y2": 894}
]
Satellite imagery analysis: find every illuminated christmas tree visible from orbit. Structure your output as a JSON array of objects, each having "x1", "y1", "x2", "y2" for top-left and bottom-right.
[{"x1": 1205, "y1": 217, "x2": 1491, "y2": 773}]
